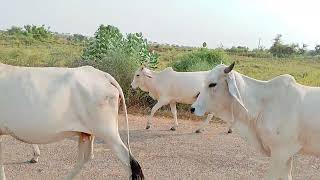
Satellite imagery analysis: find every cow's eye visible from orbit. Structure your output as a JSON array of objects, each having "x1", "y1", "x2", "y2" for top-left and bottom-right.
[
  {"x1": 136, "y1": 74, "x2": 140, "y2": 77},
  {"x1": 208, "y1": 83, "x2": 217, "y2": 88}
]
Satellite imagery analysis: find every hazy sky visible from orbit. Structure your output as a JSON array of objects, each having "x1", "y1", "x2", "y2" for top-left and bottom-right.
[{"x1": 1, "y1": 0, "x2": 319, "y2": 49}]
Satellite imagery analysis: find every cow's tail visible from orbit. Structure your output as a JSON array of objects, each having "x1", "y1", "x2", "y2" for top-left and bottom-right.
[
  {"x1": 104, "y1": 73, "x2": 144, "y2": 180},
  {"x1": 105, "y1": 73, "x2": 131, "y2": 151}
]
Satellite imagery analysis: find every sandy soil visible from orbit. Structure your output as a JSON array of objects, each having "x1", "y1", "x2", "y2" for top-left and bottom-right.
[{"x1": 2, "y1": 114, "x2": 320, "y2": 180}]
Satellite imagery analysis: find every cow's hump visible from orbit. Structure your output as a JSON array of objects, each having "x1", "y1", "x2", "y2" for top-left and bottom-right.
[
  {"x1": 161, "y1": 67, "x2": 174, "y2": 73},
  {"x1": 270, "y1": 74, "x2": 296, "y2": 87}
]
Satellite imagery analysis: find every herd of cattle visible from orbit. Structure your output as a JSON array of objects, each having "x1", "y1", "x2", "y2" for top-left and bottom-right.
[{"x1": 0, "y1": 62, "x2": 319, "y2": 180}]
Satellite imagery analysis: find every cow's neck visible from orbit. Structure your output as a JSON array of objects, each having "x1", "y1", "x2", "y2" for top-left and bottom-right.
[
  {"x1": 143, "y1": 72, "x2": 159, "y2": 99},
  {"x1": 235, "y1": 72, "x2": 271, "y2": 120},
  {"x1": 230, "y1": 72, "x2": 271, "y2": 155}
]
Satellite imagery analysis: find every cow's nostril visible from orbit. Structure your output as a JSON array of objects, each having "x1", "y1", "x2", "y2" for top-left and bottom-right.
[{"x1": 190, "y1": 107, "x2": 195, "y2": 113}]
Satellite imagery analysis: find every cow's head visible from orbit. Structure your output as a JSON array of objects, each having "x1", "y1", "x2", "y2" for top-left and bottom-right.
[
  {"x1": 131, "y1": 66, "x2": 153, "y2": 91},
  {"x1": 191, "y1": 62, "x2": 247, "y2": 120}
]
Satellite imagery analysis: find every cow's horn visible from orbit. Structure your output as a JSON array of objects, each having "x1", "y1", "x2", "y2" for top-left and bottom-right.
[{"x1": 224, "y1": 62, "x2": 235, "y2": 73}]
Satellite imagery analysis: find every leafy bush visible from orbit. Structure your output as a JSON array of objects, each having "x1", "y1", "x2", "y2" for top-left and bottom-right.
[
  {"x1": 168, "y1": 48, "x2": 228, "y2": 111},
  {"x1": 67, "y1": 34, "x2": 88, "y2": 44},
  {"x1": 82, "y1": 25, "x2": 158, "y2": 68},
  {"x1": 7, "y1": 25, "x2": 53, "y2": 42},
  {"x1": 79, "y1": 25, "x2": 159, "y2": 105},
  {"x1": 85, "y1": 52, "x2": 139, "y2": 99},
  {"x1": 171, "y1": 48, "x2": 228, "y2": 72}
]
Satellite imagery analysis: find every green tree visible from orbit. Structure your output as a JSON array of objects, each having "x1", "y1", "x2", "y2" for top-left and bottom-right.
[
  {"x1": 82, "y1": 25, "x2": 124, "y2": 60},
  {"x1": 67, "y1": 34, "x2": 88, "y2": 43},
  {"x1": 269, "y1": 34, "x2": 298, "y2": 58},
  {"x1": 315, "y1": 45, "x2": 320, "y2": 55},
  {"x1": 202, "y1": 42, "x2": 207, "y2": 48},
  {"x1": 298, "y1": 43, "x2": 308, "y2": 55},
  {"x1": 6, "y1": 25, "x2": 52, "y2": 41},
  {"x1": 125, "y1": 32, "x2": 158, "y2": 68},
  {"x1": 23, "y1": 25, "x2": 52, "y2": 40},
  {"x1": 7, "y1": 26, "x2": 24, "y2": 35}
]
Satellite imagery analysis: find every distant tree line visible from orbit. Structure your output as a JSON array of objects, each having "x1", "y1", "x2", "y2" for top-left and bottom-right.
[
  {"x1": 224, "y1": 34, "x2": 320, "y2": 58},
  {"x1": 2, "y1": 25, "x2": 88, "y2": 45},
  {"x1": 2, "y1": 25, "x2": 320, "y2": 59}
]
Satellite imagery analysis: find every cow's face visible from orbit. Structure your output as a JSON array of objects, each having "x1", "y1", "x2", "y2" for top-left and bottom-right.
[
  {"x1": 191, "y1": 62, "x2": 247, "y2": 117},
  {"x1": 131, "y1": 67, "x2": 152, "y2": 91}
]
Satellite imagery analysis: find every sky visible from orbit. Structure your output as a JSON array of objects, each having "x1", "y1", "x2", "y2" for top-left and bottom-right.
[{"x1": 1, "y1": 0, "x2": 319, "y2": 49}]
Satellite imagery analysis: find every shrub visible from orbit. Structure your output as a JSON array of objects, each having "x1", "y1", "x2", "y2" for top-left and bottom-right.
[
  {"x1": 7, "y1": 25, "x2": 53, "y2": 42},
  {"x1": 82, "y1": 25, "x2": 158, "y2": 68},
  {"x1": 171, "y1": 48, "x2": 228, "y2": 72},
  {"x1": 79, "y1": 25, "x2": 159, "y2": 105},
  {"x1": 168, "y1": 48, "x2": 228, "y2": 111},
  {"x1": 85, "y1": 52, "x2": 139, "y2": 98}
]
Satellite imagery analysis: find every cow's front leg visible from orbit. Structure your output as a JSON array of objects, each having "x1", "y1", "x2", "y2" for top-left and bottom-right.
[
  {"x1": 266, "y1": 157, "x2": 293, "y2": 180},
  {"x1": 195, "y1": 114, "x2": 213, "y2": 133},
  {"x1": 266, "y1": 150, "x2": 294, "y2": 180},
  {"x1": 169, "y1": 102, "x2": 178, "y2": 131},
  {"x1": 29, "y1": 144, "x2": 40, "y2": 163},
  {"x1": 146, "y1": 99, "x2": 169, "y2": 129}
]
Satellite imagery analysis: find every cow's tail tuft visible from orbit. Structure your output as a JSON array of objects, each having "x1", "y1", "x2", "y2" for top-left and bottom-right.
[{"x1": 130, "y1": 153, "x2": 144, "y2": 180}]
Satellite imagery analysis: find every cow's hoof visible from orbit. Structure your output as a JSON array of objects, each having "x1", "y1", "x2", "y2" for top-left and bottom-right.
[
  {"x1": 90, "y1": 154, "x2": 94, "y2": 160},
  {"x1": 170, "y1": 127, "x2": 176, "y2": 131},
  {"x1": 29, "y1": 159, "x2": 38, "y2": 163},
  {"x1": 195, "y1": 129, "x2": 202, "y2": 133},
  {"x1": 227, "y1": 129, "x2": 233, "y2": 134},
  {"x1": 146, "y1": 125, "x2": 151, "y2": 129}
]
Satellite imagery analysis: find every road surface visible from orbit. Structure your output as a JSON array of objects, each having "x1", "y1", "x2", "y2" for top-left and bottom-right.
[{"x1": 2, "y1": 114, "x2": 320, "y2": 179}]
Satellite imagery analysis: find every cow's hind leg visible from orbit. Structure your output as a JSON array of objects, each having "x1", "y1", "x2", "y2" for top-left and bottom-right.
[
  {"x1": 146, "y1": 99, "x2": 169, "y2": 129},
  {"x1": 29, "y1": 144, "x2": 40, "y2": 163},
  {"x1": 0, "y1": 141, "x2": 6, "y2": 180},
  {"x1": 195, "y1": 114, "x2": 213, "y2": 133},
  {"x1": 169, "y1": 102, "x2": 178, "y2": 131},
  {"x1": 64, "y1": 133, "x2": 93, "y2": 180}
]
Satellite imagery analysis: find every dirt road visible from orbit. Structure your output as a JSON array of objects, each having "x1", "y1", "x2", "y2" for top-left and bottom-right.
[{"x1": 2, "y1": 114, "x2": 320, "y2": 180}]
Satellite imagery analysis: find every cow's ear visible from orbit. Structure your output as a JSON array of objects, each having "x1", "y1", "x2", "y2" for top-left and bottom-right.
[
  {"x1": 140, "y1": 65, "x2": 145, "y2": 70},
  {"x1": 142, "y1": 68, "x2": 153, "y2": 78},
  {"x1": 226, "y1": 72, "x2": 248, "y2": 112}
]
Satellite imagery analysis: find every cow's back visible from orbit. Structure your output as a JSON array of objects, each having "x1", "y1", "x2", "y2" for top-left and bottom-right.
[
  {"x1": 262, "y1": 75, "x2": 320, "y2": 155},
  {"x1": 155, "y1": 69, "x2": 209, "y2": 104},
  {"x1": 0, "y1": 65, "x2": 117, "y2": 143}
]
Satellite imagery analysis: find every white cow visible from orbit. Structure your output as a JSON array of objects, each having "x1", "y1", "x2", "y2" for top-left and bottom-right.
[
  {"x1": 0, "y1": 63, "x2": 143, "y2": 180},
  {"x1": 191, "y1": 62, "x2": 320, "y2": 180},
  {"x1": 131, "y1": 66, "x2": 225, "y2": 133}
]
